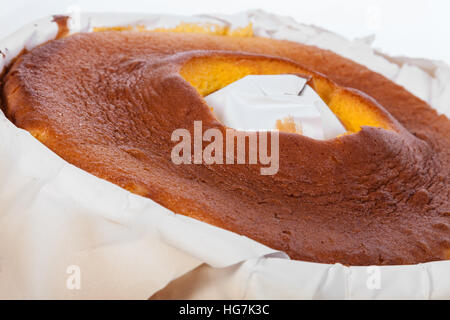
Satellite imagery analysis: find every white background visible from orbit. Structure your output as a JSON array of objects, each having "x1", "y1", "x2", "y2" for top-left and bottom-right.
[{"x1": 0, "y1": 0, "x2": 449, "y2": 64}]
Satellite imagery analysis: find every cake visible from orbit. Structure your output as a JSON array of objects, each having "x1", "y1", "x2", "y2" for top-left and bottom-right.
[{"x1": 1, "y1": 19, "x2": 449, "y2": 265}]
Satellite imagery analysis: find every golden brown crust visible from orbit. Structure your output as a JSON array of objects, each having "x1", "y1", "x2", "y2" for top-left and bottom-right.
[{"x1": 2, "y1": 31, "x2": 449, "y2": 265}]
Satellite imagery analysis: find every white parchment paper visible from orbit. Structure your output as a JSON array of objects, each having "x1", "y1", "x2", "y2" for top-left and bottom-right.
[{"x1": 0, "y1": 10, "x2": 449, "y2": 300}]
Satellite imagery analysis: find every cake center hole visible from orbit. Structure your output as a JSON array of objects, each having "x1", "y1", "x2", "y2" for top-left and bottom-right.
[
  {"x1": 180, "y1": 55, "x2": 393, "y2": 134},
  {"x1": 204, "y1": 74, "x2": 346, "y2": 140}
]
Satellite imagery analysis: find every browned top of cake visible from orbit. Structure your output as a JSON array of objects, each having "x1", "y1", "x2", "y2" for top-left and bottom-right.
[{"x1": 1, "y1": 29, "x2": 449, "y2": 265}]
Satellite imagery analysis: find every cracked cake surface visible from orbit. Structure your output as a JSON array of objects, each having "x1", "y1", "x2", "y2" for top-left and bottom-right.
[{"x1": 1, "y1": 29, "x2": 449, "y2": 265}]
